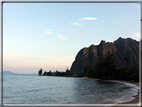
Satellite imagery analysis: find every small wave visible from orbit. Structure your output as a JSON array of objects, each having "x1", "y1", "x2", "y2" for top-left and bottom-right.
[{"x1": 103, "y1": 80, "x2": 139, "y2": 104}]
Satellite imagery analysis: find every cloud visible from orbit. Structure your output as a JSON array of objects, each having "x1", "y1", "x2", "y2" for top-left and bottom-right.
[
  {"x1": 57, "y1": 35, "x2": 68, "y2": 40},
  {"x1": 46, "y1": 29, "x2": 52, "y2": 31},
  {"x1": 134, "y1": 33, "x2": 140, "y2": 38},
  {"x1": 78, "y1": 17, "x2": 97, "y2": 21},
  {"x1": 44, "y1": 29, "x2": 53, "y2": 34},
  {"x1": 71, "y1": 23, "x2": 81, "y2": 26},
  {"x1": 44, "y1": 32, "x2": 52, "y2": 34}
]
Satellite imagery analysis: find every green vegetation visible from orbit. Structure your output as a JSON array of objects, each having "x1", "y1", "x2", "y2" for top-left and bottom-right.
[
  {"x1": 73, "y1": 54, "x2": 139, "y2": 82},
  {"x1": 38, "y1": 54, "x2": 139, "y2": 82},
  {"x1": 39, "y1": 68, "x2": 73, "y2": 77},
  {"x1": 117, "y1": 65, "x2": 139, "y2": 81},
  {"x1": 79, "y1": 54, "x2": 116, "y2": 79},
  {"x1": 38, "y1": 68, "x2": 42, "y2": 76},
  {"x1": 94, "y1": 54, "x2": 116, "y2": 80}
]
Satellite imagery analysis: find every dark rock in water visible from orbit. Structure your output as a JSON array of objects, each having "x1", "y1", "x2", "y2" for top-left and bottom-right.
[{"x1": 70, "y1": 37, "x2": 140, "y2": 72}]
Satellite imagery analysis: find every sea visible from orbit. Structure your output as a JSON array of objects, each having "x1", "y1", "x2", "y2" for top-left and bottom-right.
[{"x1": 1, "y1": 73, "x2": 139, "y2": 105}]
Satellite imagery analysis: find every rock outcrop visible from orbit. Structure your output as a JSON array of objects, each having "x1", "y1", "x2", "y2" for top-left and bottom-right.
[{"x1": 70, "y1": 37, "x2": 140, "y2": 72}]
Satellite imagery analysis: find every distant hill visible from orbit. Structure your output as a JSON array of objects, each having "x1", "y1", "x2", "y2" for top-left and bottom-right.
[
  {"x1": 3, "y1": 71, "x2": 37, "y2": 75},
  {"x1": 3, "y1": 71, "x2": 15, "y2": 74},
  {"x1": 70, "y1": 37, "x2": 140, "y2": 72}
]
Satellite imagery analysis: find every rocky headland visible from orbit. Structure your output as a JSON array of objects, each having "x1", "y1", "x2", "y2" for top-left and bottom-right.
[{"x1": 70, "y1": 37, "x2": 140, "y2": 73}]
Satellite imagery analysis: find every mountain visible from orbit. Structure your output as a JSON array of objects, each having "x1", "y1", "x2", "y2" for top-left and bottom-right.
[
  {"x1": 3, "y1": 71, "x2": 37, "y2": 75},
  {"x1": 70, "y1": 37, "x2": 140, "y2": 72},
  {"x1": 3, "y1": 71, "x2": 15, "y2": 74}
]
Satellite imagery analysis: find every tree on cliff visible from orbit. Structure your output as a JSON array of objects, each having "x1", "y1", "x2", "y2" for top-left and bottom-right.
[
  {"x1": 66, "y1": 67, "x2": 72, "y2": 76},
  {"x1": 38, "y1": 68, "x2": 42, "y2": 76},
  {"x1": 94, "y1": 54, "x2": 116, "y2": 80}
]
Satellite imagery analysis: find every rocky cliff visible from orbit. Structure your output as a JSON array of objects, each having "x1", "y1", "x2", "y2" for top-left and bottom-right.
[{"x1": 70, "y1": 37, "x2": 140, "y2": 72}]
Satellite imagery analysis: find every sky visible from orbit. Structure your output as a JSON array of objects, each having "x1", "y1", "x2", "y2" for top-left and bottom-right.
[{"x1": 3, "y1": 2, "x2": 140, "y2": 74}]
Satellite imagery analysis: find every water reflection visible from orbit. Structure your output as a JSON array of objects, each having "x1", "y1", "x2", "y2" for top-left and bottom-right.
[{"x1": 71, "y1": 78, "x2": 133, "y2": 104}]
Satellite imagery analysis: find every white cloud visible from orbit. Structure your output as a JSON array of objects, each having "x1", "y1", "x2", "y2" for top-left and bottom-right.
[
  {"x1": 134, "y1": 33, "x2": 140, "y2": 38},
  {"x1": 78, "y1": 17, "x2": 97, "y2": 21},
  {"x1": 46, "y1": 29, "x2": 52, "y2": 31},
  {"x1": 57, "y1": 35, "x2": 68, "y2": 40},
  {"x1": 44, "y1": 29, "x2": 53, "y2": 34},
  {"x1": 71, "y1": 23, "x2": 81, "y2": 26},
  {"x1": 44, "y1": 32, "x2": 52, "y2": 34}
]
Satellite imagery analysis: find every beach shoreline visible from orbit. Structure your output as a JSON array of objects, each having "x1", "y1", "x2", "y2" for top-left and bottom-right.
[
  {"x1": 112, "y1": 81, "x2": 141, "y2": 107},
  {"x1": 80, "y1": 77, "x2": 141, "y2": 106}
]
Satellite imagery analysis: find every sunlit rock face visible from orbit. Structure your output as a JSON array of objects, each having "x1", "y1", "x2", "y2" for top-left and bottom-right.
[{"x1": 70, "y1": 37, "x2": 140, "y2": 72}]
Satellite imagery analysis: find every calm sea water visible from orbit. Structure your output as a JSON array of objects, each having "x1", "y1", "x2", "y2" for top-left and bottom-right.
[{"x1": 2, "y1": 73, "x2": 139, "y2": 104}]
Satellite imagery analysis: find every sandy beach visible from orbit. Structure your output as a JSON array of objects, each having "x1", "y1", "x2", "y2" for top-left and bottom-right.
[{"x1": 81, "y1": 77, "x2": 141, "y2": 106}]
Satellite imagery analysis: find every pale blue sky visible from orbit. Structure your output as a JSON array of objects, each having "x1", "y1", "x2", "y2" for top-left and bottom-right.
[{"x1": 3, "y1": 3, "x2": 140, "y2": 74}]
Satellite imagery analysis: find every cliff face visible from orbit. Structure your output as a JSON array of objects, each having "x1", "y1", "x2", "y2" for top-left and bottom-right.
[{"x1": 70, "y1": 37, "x2": 140, "y2": 72}]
